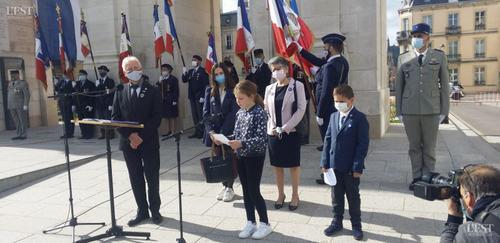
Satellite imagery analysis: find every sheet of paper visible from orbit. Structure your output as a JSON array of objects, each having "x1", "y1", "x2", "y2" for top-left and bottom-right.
[
  {"x1": 212, "y1": 133, "x2": 230, "y2": 145},
  {"x1": 324, "y1": 168, "x2": 337, "y2": 186}
]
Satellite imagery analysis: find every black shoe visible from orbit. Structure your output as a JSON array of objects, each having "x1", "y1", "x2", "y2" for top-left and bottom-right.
[
  {"x1": 127, "y1": 212, "x2": 150, "y2": 227},
  {"x1": 274, "y1": 195, "x2": 286, "y2": 209},
  {"x1": 288, "y1": 199, "x2": 299, "y2": 211},
  {"x1": 11, "y1": 136, "x2": 20, "y2": 140},
  {"x1": 352, "y1": 228, "x2": 363, "y2": 241},
  {"x1": 18, "y1": 136, "x2": 26, "y2": 140},
  {"x1": 316, "y1": 173, "x2": 326, "y2": 185},
  {"x1": 188, "y1": 134, "x2": 198, "y2": 138},
  {"x1": 316, "y1": 145, "x2": 323, "y2": 151},
  {"x1": 162, "y1": 132, "x2": 172, "y2": 137},
  {"x1": 324, "y1": 221, "x2": 343, "y2": 236},
  {"x1": 151, "y1": 212, "x2": 163, "y2": 224},
  {"x1": 409, "y1": 178, "x2": 420, "y2": 191}
]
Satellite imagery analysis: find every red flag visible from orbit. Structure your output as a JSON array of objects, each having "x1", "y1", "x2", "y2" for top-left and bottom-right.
[{"x1": 119, "y1": 13, "x2": 132, "y2": 83}]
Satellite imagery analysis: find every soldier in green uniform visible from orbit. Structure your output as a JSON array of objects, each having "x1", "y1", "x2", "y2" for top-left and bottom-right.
[
  {"x1": 7, "y1": 70, "x2": 30, "y2": 140},
  {"x1": 396, "y1": 23, "x2": 450, "y2": 191}
]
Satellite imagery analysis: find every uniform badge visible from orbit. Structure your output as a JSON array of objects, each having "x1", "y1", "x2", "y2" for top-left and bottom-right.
[{"x1": 288, "y1": 87, "x2": 293, "y2": 92}]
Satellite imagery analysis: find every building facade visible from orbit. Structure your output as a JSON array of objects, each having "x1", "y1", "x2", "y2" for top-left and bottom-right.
[
  {"x1": 398, "y1": 0, "x2": 500, "y2": 93},
  {"x1": 0, "y1": 0, "x2": 222, "y2": 131}
]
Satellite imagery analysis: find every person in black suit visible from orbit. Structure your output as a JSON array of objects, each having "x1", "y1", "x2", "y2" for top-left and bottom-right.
[
  {"x1": 292, "y1": 64, "x2": 311, "y2": 145},
  {"x1": 203, "y1": 62, "x2": 239, "y2": 202},
  {"x1": 245, "y1": 49, "x2": 272, "y2": 98},
  {"x1": 157, "y1": 64, "x2": 179, "y2": 137},
  {"x1": 95, "y1": 65, "x2": 115, "y2": 139},
  {"x1": 111, "y1": 56, "x2": 163, "y2": 226},
  {"x1": 75, "y1": 70, "x2": 96, "y2": 139},
  {"x1": 320, "y1": 85, "x2": 369, "y2": 240},
  {"x1": 182, "y1": 55, "x2": 209, "y2": 138},
  {"x1": 55, "y1": 74, "x2": 76, "y2": 139}
]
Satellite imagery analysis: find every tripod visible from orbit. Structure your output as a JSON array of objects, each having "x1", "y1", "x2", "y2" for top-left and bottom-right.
[
  {"x1": 76, "y1": 125, "x2": 150, "y2": 242},
  {"x1": 43, "y1": 92, "x2": 105, "y2": 241},
  {"x1": 162, "y1": 125, "x2": 197, "y2": 243}
]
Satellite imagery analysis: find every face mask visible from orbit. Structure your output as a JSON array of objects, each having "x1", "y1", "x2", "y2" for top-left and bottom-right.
[
  {"x1": 460, "y1": 198, "x2": 472, "y2": 221},
  {"x1": 99, "y1": 72, "x2": 107, "y2": 78},
  {"x1": 255, "y1": 58, "x2": 263, "y2": 66},
  {"x1": 412, "y1": 37, "x2": 424, "y2": 50},
  {"x1": 78, "y1": 75, "x2": 87, "y2": 81},
  {"x1": 215, "y1": 74, "x2": 225, "y2": 84},
  {"x1": 323, "y1": 50, "x2": 330, "y2": 58},
  {"x1": 126, "y1": 70, "x2": 142, "y2": 81},
  {"x1": 272, "y1": 69, "x2": 286, "y2": 81},
  {"x1": 335, "y1": 102, "x2": 350, "y2": 113},
  {"x1": 161, "y1": 71, "x2": 169, "y2": 76},
  {"x1": 191, "y1": 61, "x2": 198, "y2": 67}
]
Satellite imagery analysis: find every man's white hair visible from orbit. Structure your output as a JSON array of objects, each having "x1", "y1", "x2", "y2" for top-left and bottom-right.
[{"x1": 121, "y1": 56, "x2": 142, "y2": 71}]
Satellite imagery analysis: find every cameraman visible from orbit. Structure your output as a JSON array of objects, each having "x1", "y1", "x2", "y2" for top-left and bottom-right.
[{"x1": 441, "y1": 164, "x2": 500, "y2": 242}]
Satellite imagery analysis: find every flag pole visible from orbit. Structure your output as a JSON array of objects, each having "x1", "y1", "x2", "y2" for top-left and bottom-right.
[{"x1": 81, "y1": 9, "x2": 99, "y2": 81}]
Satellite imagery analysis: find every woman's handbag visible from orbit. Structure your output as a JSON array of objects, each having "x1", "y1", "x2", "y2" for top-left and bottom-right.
[{"x1": 200, "y1": 144, "x2": 237, "y2": 183}]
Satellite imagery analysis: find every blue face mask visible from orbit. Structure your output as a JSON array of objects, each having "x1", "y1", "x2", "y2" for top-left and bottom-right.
[
  {"x1": 215, "y1": 74, "x2": 225, "y2": 84},
  {"x1": 412, "y1": 37, "x2": 424, "y2": 50},
  {"x1": 255, "y1": 58, "x2": 263, "y2": 66}
]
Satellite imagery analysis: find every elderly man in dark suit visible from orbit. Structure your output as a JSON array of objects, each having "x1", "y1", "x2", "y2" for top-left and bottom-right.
[{"x1": 112, "y1": 56, "x2": 163, "y2": 226}]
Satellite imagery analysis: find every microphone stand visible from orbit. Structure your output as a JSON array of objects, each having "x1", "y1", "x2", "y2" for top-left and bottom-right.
[
  {"x1": 162, "y1": 115, "x2": 215, "y2": 243},
  {"x1": 43, "y1": 91, "x2": 105, "y2": 241}
]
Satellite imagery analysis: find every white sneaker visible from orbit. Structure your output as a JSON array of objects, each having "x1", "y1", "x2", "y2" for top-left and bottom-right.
[
  {"x1": 216, "y1": 187, "x2": 225, "y2": 201},
  {"x1": 223, "y1": 188, "x2": 235, "y2": 202},
  {"x1": 251, "y1": 223, "x2": 273, "y2": 240},
  {"x1": 238, "y1": 221, "x2": 257, "y2": 239}
]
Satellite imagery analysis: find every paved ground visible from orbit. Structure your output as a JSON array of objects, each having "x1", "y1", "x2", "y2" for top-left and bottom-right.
[
  {"x1": 451, "y1": 102, "x2": 500, "y2": 151},
  {"x1": 0, "y1": 120, "x2": 498, "y2": 242}
]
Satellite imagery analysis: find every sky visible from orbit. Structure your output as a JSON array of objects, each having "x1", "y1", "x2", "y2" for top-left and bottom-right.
[{"x1": 222, "y1": 0, "x2": 401, "y2": 45}]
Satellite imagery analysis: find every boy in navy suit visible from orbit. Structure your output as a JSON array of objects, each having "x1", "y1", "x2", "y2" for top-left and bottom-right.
[{"x1": 319, "y1": 84, "x2": 369, "y2": 240}]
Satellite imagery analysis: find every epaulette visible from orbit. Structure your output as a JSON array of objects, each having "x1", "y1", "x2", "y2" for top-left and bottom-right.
[
  {"x1": 399, "y1": 51, "x2": 409, "y2": 55},
  {"x1": 434, "y1": 48, "x2": 444, "y2": 52}
]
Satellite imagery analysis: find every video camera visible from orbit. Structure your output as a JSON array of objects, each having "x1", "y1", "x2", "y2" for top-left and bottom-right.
[{"x1": 413, "y1": 169, "x2": 465, "y2": 201}]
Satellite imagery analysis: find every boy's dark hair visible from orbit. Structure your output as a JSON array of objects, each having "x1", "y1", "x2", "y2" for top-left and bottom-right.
[{"x1": 333, "y1": 84, "x2": 354, "y2": 99}]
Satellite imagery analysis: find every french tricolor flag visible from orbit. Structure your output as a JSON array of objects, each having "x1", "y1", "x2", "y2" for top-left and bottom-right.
[
  {"x1": 235, "y1": 0, "x2": 254, "y2": 71},
  {"x1": 205, "y1": 32, "x2": 217, "y2": 74},
  {"x1": 34, "y1": 14, "x2": 49, "y2": 90},
  {"x1": 153, "y1": 4, "x2": 166, "y2": 67},
  {"x1": 57, "y1": 8, "x2": 72, "y2": 79},
  {"x1": 267, "y1": 0, "x2": 294, "y2": 58},
  {"x1": 163, "y1": 0, "x2": 178, "y2": 57}
]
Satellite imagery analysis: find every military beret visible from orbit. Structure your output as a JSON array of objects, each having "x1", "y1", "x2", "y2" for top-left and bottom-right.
[
  {"x1": 322, "y1": 33, "x2": 345, "y2": 45},
  {"x1": 192, "y1": 55, "x2": 202, "y2": 61},
  {"x1": 161, "y1": 64, "x2": 173, "y2": 70},
  {"x1": 411, "y1": 23, "x2": 431, "y2": 35},
  {"x1": 253, "y1": 48, "x2": 264, "y2": 56},
  {"x1": 97, "y1": 65, "x2": 110, "y2": 72}
]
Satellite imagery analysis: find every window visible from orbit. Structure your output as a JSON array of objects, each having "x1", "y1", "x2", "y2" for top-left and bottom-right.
[
  {"x1": 402, "y1": 18, "x2": 409, "y2": 31},
  {"x1": 225, "y1": 33, "x2": 232, "y2": 50},
  {"x1": 448, "y1": 40, "x2": 459, "y2": 57},
  {"x1": 475, "y1": 39, "x2": 485, "y2": 58},
  {"x1": 474, "y1": 67, "x2": 485, "y2": 86},
  {"x1": 448, "y1": 13, "x2": 459, "y2": 26},
  {"x1": 423, "y1": 15, "x2": 433, "y2": 33},
  {"x1": 475, "y1": 11, "x2": 486, "y2": 30},
  {"x1": 449, "y1": 68, "x2": 458, "y2": 83}
]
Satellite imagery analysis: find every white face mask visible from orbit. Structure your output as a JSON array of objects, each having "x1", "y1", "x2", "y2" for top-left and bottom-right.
[
  {"x1": 272, "y1": 69, "x2": 286, "y2": 81},
  {"x1": 335, "y1": 102, "x2": 350, "y2": 113},
  {"x1": 78, "y1": 75, "x2": 87, "y2": 81},
  {"x1": 412, "y1": 37, "x2": 425, "y2": 50},
  {"x1": 161, "y1": 71, "x2": 169, "y2": 76},
  {"x1": 126, "y1": 70, "x2": 142, "y2": 81},
  {"x1": 191, "y1": 61, "x2": 198, "y2": 67}
]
